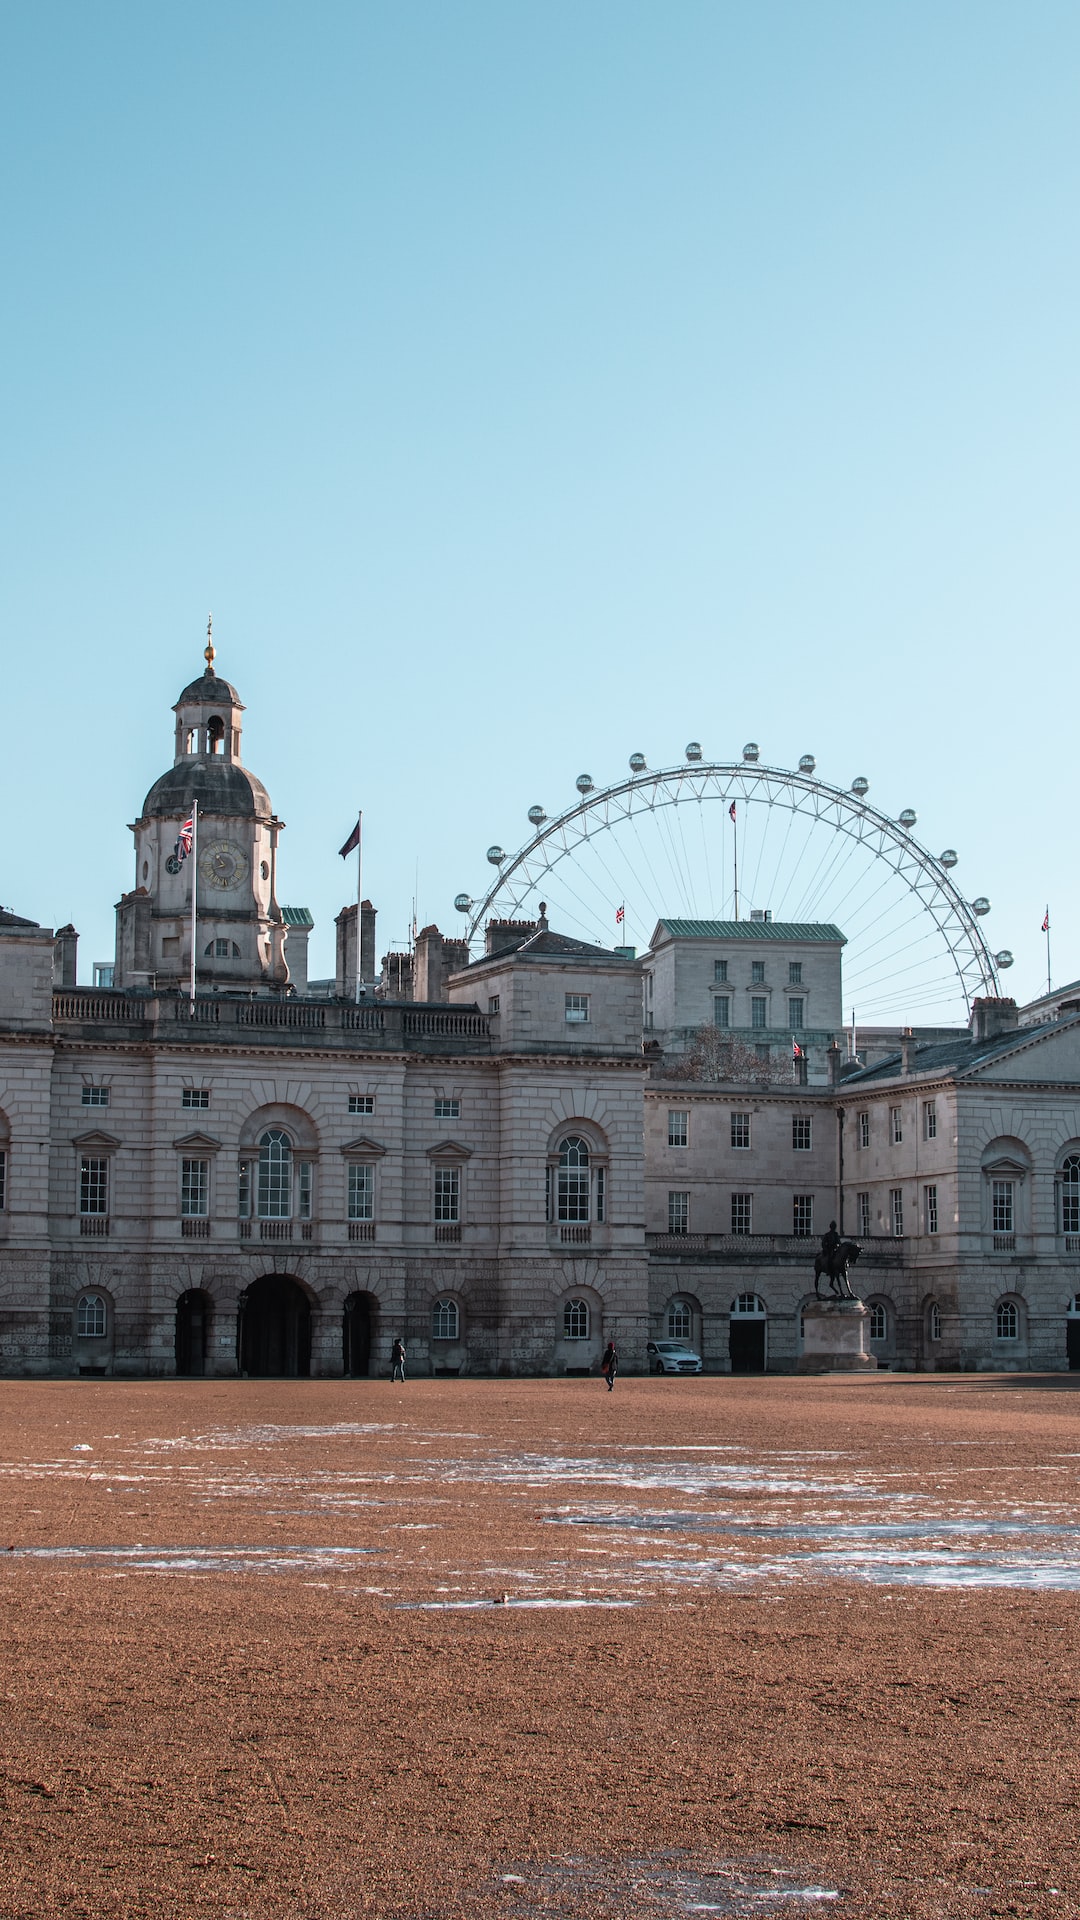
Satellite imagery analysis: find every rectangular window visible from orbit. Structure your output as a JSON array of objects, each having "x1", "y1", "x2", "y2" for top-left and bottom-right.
[
  {"x1": 564, "y1": 993, "x2": 590, "y2": 1024},
  {"x1": 857, "y1": 1191, "x2": 870, "y2": 1237},
  {"x1": 793, "y1": 1193, "x2": 814, "y2": 1237},
  {"x1": 182, "y1": 1088, "x2": 210, "y2": 1109},
  {"x1": 0, "y1": 1148, "x2": 5, "y2": 1212},
  {"x1": 435, "y1": 1167, "x2": 460, "y2": 1223},
  {"x1": 298, "y1": 1162, "x2": 313, "y2": 1221},
  {"x1": 433, "y1": 1098, "x2": 460, "y2": 1120},
  {"x1": 923, "y1": 1100, "x2": 937, "y2": 1140},
  {"x1": 214, "y1": 938, "x2": 229, "y2": 958},
  {"x1": 924, "y1": 1183, "x2": 938, "y2": 1235},
  {"x1": 348, "y1": 1095, "x2": 375, "y2": 1116},
  {"x1": 81, "y1": 1085, "x2": 110, "y2": 1107},
  {"x1": 792, "y1": 1115, "x2": 812, "y2": 1151},
  {"x1": 714, "y1": 959, "x2": 728, "y2": 983},
  {"x1": 857, "y1": 1111, "x2": 869, "y2": 1149},
  {"x1": 788, "y1": 998, "x2": 804, "y2": 1029},
  {"x1": 890, "y1": 1106, "x2": 903, "y2": 1144},
  {"x1": 668, "y1": 1190, "x2": 690, "y2": 1235},
  {"x1": 751, "y1": 960, "x2": 765, "y2": 984},
  {"x1": 788, "y1": 962, "x2": 802, "y2": 985},
  {"x1": 488, "y1": 994, "x2": 500, "y2": 1015},
  {"x1": 751, "y1": 997, "x2": 767, "y2": 1029},
  {"x1": 348, "y1": 1163, "x2": 374, "y2": 1221},
  {"x1": 668, "y1": 1110, "x2": 689, "y2": 1148},
  {"x1": 596, "y1": 1165, "x2": 605, "y2": 1224},
  {"x1": 238, "y1": 1160, "x2": 251, "y2": 1219},
  {"x1": 731, "y1": 1191, "x2": 752, "y2": 1234},
  {"x1": 890, "y1": 1188, "x2": 904, "y2": 1236},
  {"x1": 992, "y1": 1180, "x2": 1014, "y2": 1234},
  {"x1": 180, "y1": 1158, "x2": 209, "y2": 1217},
  {"x1": 714, "y1": 996, "x2": 730, "y2": 1029},
  {"x1": 79, "y1": 1157, "x2": 108, "y2": 1215},
  {"x1": 731, "y1": 1112, "x2": 751, "y2": 1150}
]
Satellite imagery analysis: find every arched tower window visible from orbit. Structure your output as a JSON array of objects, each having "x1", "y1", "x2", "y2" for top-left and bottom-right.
[
  {"x1": 557, "y1": 1136, "x2": 591, "y2": 1223},
  {"x1": 207, "y1": 715, "x2": 225, "y2": 755},
  {"x1": 257, "y1": 1129, "x2": 293, "y2": 1219}
]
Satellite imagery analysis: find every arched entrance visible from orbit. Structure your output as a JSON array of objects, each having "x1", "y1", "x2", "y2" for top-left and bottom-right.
[
  {"x1": 1067, "y1": 1297, "x2": 1080, "y2": 1371},
  {"x1": 175, "y1": 1289, "x2": 212, "y2": 1376},
  {"x1": 343, "y1": 1292, "x2": 377, "y2": 1377},
  {"x1": 238, "y1": 1276, "x2": 312, "y2": 1377},
  {"x1": 729, "y1": 1293, "x2": 767, "y2": 1373}
]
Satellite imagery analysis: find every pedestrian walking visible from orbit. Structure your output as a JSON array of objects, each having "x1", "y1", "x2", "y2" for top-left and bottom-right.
[
  {"x1": 391, "y1": 1336, "x2": 406, "y2": 1383},
  {"x1": 601, "y1": 1339, "x2": 618, "y2": 1391}
]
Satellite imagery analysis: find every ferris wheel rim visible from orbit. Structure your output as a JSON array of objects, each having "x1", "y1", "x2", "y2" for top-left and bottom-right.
[{"x1": 458, "y1": 758, "x2": 1002, "y2": 1010}]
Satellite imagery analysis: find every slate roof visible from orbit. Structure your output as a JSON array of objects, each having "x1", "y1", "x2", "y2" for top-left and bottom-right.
[
  {"x1": 0, "y1": 907, "x2": 40, "y2": 929},
  {"x1": 842, "y1": 1014, "x2": 1073, "y2": 1085},
  {"x1": 140, "y1": 760, "x2": 272, "y2": 821},
  {"x1": 652, "y1": 919, "x2": 846, "y2": 944},
  {"x1": 174, "y1": 670, "x2": 244, "y2": 708},
  {"x1": 457, "y1": 927, "x2": 638, "y2": 971}
]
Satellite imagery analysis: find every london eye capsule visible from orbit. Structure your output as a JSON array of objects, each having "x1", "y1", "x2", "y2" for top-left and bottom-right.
[
  {"x1": 851, "y1": 776, "x2": 869, "y2": 797},
  {"x1": 798, "y1": 754, "x2": 816, "y2": 774},
  {"x1": 486, "y1": 846, "x2": 505, "y2": 866},
  {"x1": 453, "y1": 893, "x2": 472, "y2": 913},
  {"x1": 575, "y1": 774, "x2": 594, "y2": 795},
  {"x1": 742, "y1": 742, "x2": 759, "y2": 762},
  {"x1": 898, "y1": 808, "x2": 917, "y2": 829},
  {"x1": 939, "y1": 849, "x2": 958, "y2": 868},
  {"x1": 995, "y1": 950, "x2": 1014, "y2": 969},
  {"x1": 629, "y1": 752, "x2": 646, "y2": 772},
  {"x1": 971, "y1": 896, "x2": 991, "y2": 916},
  {"x1": 527, "y1": 805, "x2": 546, "y2": 827},
  {"x1": 685, "y1": 742, "x2": 703, "y2": 762}
]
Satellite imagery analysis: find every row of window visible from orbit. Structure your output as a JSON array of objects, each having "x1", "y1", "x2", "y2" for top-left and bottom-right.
[
  {"x1": 74, "y1": 1087, "x2": 456, "y2": 1119},
  {"x1": 667, "y1": 1191, "x2": 818, "y2": 1235},
  {"x1": 713, "y1": 997, "x2": 806, "y2": 1030},
  {"x1": 666, "y1": 1110, "x2": 814, "y2": 1150},
  {"x1": 711, "y1": 960, "x2": 804, "y2": 985},
  {"x1": 856, "y1": 1101, "x2": 938, "y2": 1148}
]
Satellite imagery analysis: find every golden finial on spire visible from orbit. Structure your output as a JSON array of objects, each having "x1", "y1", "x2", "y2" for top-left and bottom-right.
[{"x1": 204, "y1": 613, "x2": 215, "y2": 675}]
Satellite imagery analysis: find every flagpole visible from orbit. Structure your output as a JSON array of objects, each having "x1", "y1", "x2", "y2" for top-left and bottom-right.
[
  {"x1": 1046, "y1": 908, "x2": 1052, "y2": 997},
  {"x1": 189, "y1": 801, "x2": 198, "y2": 1010},
  {"x1": 732, "y1": 807, "x2": 739, "y2": 922},
  {"x1": 355, "y1": 811, "x2": 363, "y2": 1003}
]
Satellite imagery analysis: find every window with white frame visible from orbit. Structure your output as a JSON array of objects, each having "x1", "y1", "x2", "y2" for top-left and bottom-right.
[
  {"x1": 751, "y1": 961, "x2": 765, "y2": 984},
  {"x1": 563, "y1": 1298, "x2": 590, "y2": 1340},
  {"x1": 792, "y1": 1115, "x2": 812, "y2": 1151},
  {"x1": 992, "y1": 1180, "x2": 1014, "y2": 1235},
  {"x1": 564, "y1": 993, "x2": 590, "y2": 1024},
  {"x1": 182, "y1": 1088, "x2": 210, "y2": 1109},
  {"x1": 348, "y1": 1094, "x2": 375, "y2": 1115},
  {"x1": 869, "y1": 1302, "x2": 887, "y2": 1342},
  {"x1": 922, "y1": 1100, "x2": 937, "y2": 1141},
  {"x1": 433, "y1": 1098, "x2": 460, "y2": 1120},
  {"x1": 251, "y1": 1130, "x2": 313, "y2": 1220},
  {"x1": 731, "y1": 1112, "x2": 751, "y2": 1150},
  {"x1": 793, "y1": 1193, "x2": 814, "y2": 1236},
  {"x1": 238, "y1": 1159, "x2": 251, "y2": 1218},
  {"x1": 731, "y1": 1191, "x2": 752, "y2": 1234},
  {"x1": 432, "y1": 1297, "x2": 459, "y2": 1341},
  {"x1": 557, "y1": 1137, "x2": 591, "y2": 1222},
  {"x1": 0, "y1": 1148, "x2": 5, "y2": 1212},
  {"x1": 298, "y1": 1160, "x2": 313, "y2": 1220},
  {"x1": 82, "y1": 1085, "x2": 110, "y2": 1107},
  {"x1": 890, "y1": 1188, "x2": 904, "y2": 1236},
  {"x1": 924, "y1": 1184, "x2": 938, "y2": 1235},
  {"x1": 667, "y1": 1299, "x2": 692, "y2": 1340},
  {"x1": 788, "y1": 998, "x2": 804, "y2": 1029},
  {"x1": 928, "y1": 1302, "x2": 942, "y2": 1342},
  {"x1": 76, "y1": 1293, "x2": 107, "y2": 1338},
  {"x1": 1061, "y1": 1154, "x2": 1080, "y2": 1233},
  {"x1": 434, "y1": 1166, "x2": 460, "y2": 1224},
  {"x1": 668, "y1": 1190, "x2": 690, "y2": 1234},
  {"x1": 714, "y1": 996, "x2": 730, "y2": 1029},
  {"x1": 488, "y1": 995, "x2": 500, "y2": 1015},
  {"x1": 788, "y1": 962, "x2": 802, "y2": 985},
  {"x1": 79, "y1": 1157, "x2": 109, "y2": 1215},
  {"x1": 890, "y1": 1106, "x2": 903, "y2": 1144},
  {"x1": 857, "y1": 1190, "x2": 870, "y2": 1237},
  {"x1": 668, "y1": 1110, "x2": 689, "y2": 1148},
  {"x1": 180, "y1": 1158, "x2": 209, "y2": 1218},
  {"x1": 347, "y1": 1163, "x2": 374, "y2": 1221},
  {"x1": 996, "y1": 1299, "x2": 1019, "y2": 1340},
  {"x1": 714, "y1": 959, "x2": 728, "y2": 983},
  {"x1": 857, "y1": 1111, "x2": 869, "y2": 1149},
  {"x1": 751, "y1": 997, "x2": 767, "y2": 1029}
]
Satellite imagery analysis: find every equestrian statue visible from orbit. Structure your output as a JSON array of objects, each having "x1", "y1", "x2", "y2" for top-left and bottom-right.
[{"x1": 813, "y1": 1220, "x2": 862, "y2": 1301}]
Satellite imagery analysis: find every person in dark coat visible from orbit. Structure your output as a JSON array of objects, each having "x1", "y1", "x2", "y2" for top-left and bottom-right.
[
  {"x1": 601, "y1": 1340, "x2": 618, "y2": 1391},
  {"x1": 391, "y1": 1337, "x2": 406, "y2": 1383}
]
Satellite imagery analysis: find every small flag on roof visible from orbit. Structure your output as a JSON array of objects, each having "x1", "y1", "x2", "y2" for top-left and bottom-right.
[
  {"x1": 615, "y1": 904, "x2": 625, "y2": 925},
  {"x1": 339, "y1": 816, "x2": 362, "y2": 859},
  {"x1": 1042, "y1": 909, "x2": 1050, "y2": 933},
  {"x1": 174, "y1": 813, "x2": 194, "y2": 862}
]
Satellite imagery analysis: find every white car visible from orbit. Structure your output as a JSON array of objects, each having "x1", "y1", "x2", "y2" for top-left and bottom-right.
[{"x1": 646, "y1": 1339, "x2": 703, "y2": 1375}]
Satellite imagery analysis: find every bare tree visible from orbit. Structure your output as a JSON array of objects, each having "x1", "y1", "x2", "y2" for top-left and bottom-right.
[{"x1": 665, "y1": 1026, "x2": 795, "y2": 1086}]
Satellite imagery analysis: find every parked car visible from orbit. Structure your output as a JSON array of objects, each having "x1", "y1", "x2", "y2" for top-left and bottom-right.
[{"x1": 646, "y1": 1339, "x2": 703, "y2": 1375}]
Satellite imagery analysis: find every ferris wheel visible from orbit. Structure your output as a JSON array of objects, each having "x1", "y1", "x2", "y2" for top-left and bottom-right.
[{"x1": 452, "y1": 744, "x2": 1013, "y2": 1025}]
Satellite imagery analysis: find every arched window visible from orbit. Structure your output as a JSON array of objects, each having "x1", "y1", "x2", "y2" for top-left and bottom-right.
[
  {"x1": 868, "y1": 1303, "x2": 887, "y2": 1341},
  {"x1": 77, "y1": 1293, "x2": 107, "y2": 1338},
  {"x1": 996, "y1": 1300, "x2": 1019, "y2": 1340},
  {"x1": 564, "y1": 1298, "x2": 590, "y2": 1340},
  {"x1": 732, "y1": 1293, "x2": 766, "y2": 1316},
  {"x1": 557, "y1": 1136, "x2": 591, "y2": 1223},
  {"x1": 1062, "y1": 1155, "x2": 1080, "y2": 1236},
  {"x1": 207, "y1": 715, "x2": 225, "y2": 755},
  {"x1": 928, "y1": 1302, "x2": 942, "y2": 1342},
  {"x1": 667, "y1": 1299, "x2": 692, "y2": 1341},
  {"x1": 432, "y1": 1298, "x2": 459, "y2": 1341},
  {"x1": 257, "y1": 1129, "x2": 293, "y2": 1219}
]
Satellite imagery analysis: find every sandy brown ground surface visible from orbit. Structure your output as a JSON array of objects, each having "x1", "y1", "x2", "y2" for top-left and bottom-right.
[{"x1": 1, "y1": 1373, "x2": 1078, "y2": 1920}]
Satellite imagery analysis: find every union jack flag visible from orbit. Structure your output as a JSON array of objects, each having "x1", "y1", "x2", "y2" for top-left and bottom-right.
[
  {"x1": 615, "y1": 904, "x2": 625, "y2": 925},
  {"x1": 792, "y1": 1039, "x2": 804, "y2": 1058},
  {"x1": 175, "y1": 812, "x2": 194, "y2": 862}
]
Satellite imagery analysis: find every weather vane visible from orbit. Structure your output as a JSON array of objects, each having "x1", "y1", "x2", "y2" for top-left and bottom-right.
[{"x1": 204, "y1": 612, "x2": 215, "y2": 674}]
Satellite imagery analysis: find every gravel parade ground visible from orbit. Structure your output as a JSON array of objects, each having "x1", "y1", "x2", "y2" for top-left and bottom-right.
[{"x1": 1, "y1": 1374, "x2": 1077, "y2": 1920}]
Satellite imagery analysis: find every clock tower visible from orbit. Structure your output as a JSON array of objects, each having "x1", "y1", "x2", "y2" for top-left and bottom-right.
[{"x1": 113, "y1": 624, "x2": 292, "y2": 993}]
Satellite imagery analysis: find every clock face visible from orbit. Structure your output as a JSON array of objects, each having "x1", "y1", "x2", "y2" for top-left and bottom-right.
[{"x1": 197, "y1": 839, "x2": 249, "y2": 891}]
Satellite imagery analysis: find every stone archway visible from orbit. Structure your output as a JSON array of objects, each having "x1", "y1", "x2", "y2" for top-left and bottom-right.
[
  {"x1": 175, "y1": 1289, "x2": 213, "y2": 1377},
  {"x1": 343, "y1": 1292, "x2": 378, "y2": 1378},
  {"x1": 238, "y1": 1275, "x2": 312, "y2": 1378}
]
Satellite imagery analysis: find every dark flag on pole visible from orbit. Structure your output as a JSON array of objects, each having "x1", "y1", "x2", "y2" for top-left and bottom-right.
[
  {"x1": 339, "y1": 817, "x2": 361, "y2": 859},
  {"x1": 1042, "y1": 909, "x2": 1050, "y2": 933}
]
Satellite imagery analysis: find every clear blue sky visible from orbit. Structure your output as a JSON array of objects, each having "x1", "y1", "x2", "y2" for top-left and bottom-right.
[{"x1": 2, "y1": 3, "x2": 1077, "y2": 1015}]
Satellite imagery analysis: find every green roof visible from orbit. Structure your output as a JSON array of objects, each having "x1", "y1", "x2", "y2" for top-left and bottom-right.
[
  {"x1": 654, "y1": 919, "x2": 846, "y2": 945},
  {"x1": 281, "y1": 906, "x2": 314, "y2": 928}
]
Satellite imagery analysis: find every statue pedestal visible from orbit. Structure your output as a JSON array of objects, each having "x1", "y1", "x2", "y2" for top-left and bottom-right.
[{"x1": 797, "y1": 1299, "x2": 878, "y2": 1373}]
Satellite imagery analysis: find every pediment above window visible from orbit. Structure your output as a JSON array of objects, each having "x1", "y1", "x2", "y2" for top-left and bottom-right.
[
  {"x1": 172, "y1": 1131, "x2": 223, "y2": 1153},
  {"x1": 982, "y1": 1155, "x2": 1028, "y2": 1180},
  {"x1": 72, "y1": 1129, "x2": 120, "y2": 1151},
  {"x1": 341, "y1": 1135, "x2": 387, "y2": 1159},
  {"x1": 427, "y1": 1138, "x2": 473, "y2": 1163}
]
